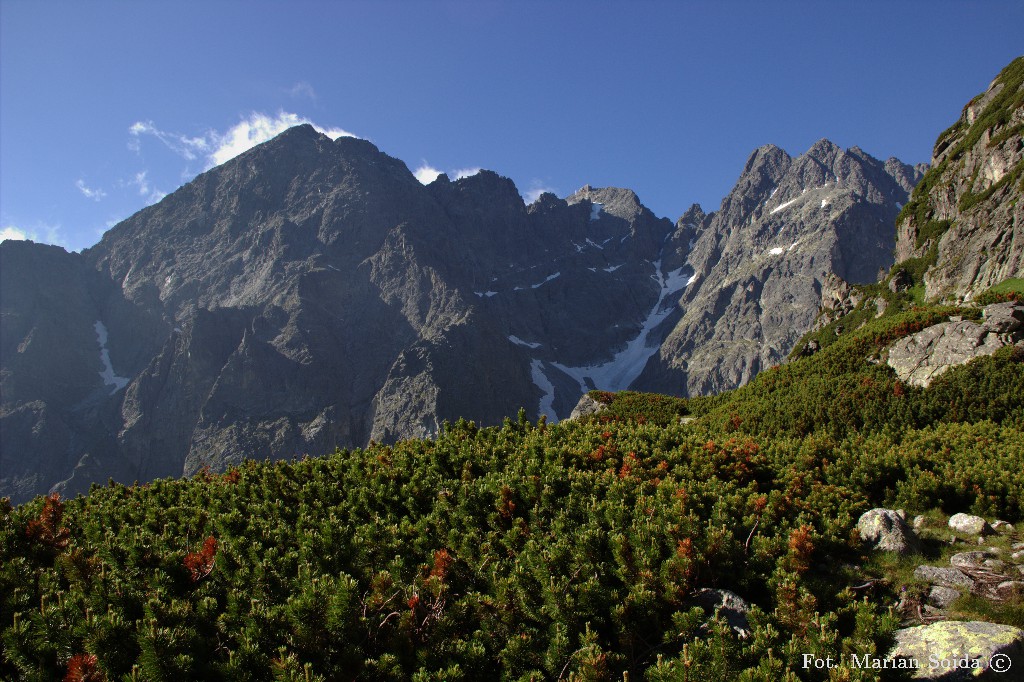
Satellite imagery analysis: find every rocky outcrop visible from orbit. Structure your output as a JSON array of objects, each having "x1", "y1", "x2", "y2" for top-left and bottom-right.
[
  {"x1": 886, "y1": 303, "x2": 1024, "y2": 387},
  {"x1": 638, "y1": 139, "x2": 922, "y2": 396},
  {"x1": 890, "y1": 621, "x2": 1024, "y2": 679},
  {"x1": 893, "y1": 57, "x2": 1024, "y2": 302},
  {"x1": 567, "y1": 393, "x2": 609, "y2": 421}
]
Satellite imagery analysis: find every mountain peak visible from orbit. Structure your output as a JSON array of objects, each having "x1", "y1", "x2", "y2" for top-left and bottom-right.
[{"x1": 803, "y1": 138, "x2": 845, "y2": 169}]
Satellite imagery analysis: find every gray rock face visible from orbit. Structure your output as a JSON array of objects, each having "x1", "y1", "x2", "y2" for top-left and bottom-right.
[
  {"x1": 857, "y1": 508, "x2": 920, "y2": 555},
  {"x1": 887, "y1": 305, "x2": 1024, "y2": 387},
  {"x1": 889, "y1": 621, "x2": 1024, "y2": 680},
  {"x1": 894, "y1": 57, "x2": 1024, "y2": 302},
  {"x1": 948, "y1": 513, "x2": 996, "y2": 536},
  {"x1": 637, "y1": 139, "x2": 921, "y2": 397}
]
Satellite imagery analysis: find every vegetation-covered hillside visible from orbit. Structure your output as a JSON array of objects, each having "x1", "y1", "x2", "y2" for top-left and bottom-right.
[{"x1": 2, "y1": 295, "x2": 1023, "y2": 680}]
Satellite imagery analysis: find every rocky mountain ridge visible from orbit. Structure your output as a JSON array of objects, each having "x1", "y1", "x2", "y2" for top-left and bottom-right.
[
  {"x1": 1, "y1": 126, "x2": 918, "y2": 503},
  {"x1": 635, "y1": 139, "x2": 923, "y2": 396}
]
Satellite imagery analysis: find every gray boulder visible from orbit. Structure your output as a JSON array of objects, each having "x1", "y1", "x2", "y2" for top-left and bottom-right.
[
  {"x1": 858, "y1": 508, "x2": 920, "y2": 555},
  {"x1": 889, "y1": 621, "x2": 1024, "y2": 680},
  {"x1": 914, "y1": 566, "x2": 975, "y2": 590},
  {"x1": 949, "y1": 513, "x2": 995, "y2": 536},
  {"x1": 950, "y1": 551, "x2": 991, "y2": 569},
  {"x1": 887, "y1": 320, "x2": 1007, "y2": 388},
  {"x1": 984, "y1": 302, "x2": 1024, "y2": 335},
  {"x1": 927, "y1": 585, "x2": 961, "y2": 609}
]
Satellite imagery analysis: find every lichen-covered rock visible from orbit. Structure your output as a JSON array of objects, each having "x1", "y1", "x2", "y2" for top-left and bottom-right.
[
  {"x1": 857, "y1": 508, "x2": 920, "y2": 555},
  {"x1": 914, "y1": 566, "x2": 975, "y2": 590},
  {"x1": 949, "y1": 513, "x2": 995, "y2": 536},
  {"x1": 889, "y1": 621, "x2": 1024, "y2": 680}
]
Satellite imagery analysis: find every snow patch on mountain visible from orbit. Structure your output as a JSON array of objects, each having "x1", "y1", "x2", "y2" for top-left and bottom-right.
[
  {"x1": 94, "y1": 321, "x2": 129, "y2": 393},
  {"x1": 531, "y1": 272, "x2": 561, "y2": 289},
  {"x1": 552, "y1": 262, "x2": 692, "y2": 396},
  {"x1": 531, "y1": 360, "x2": 557, "y2": 421},
  {"x1": 770, "y1": 198, "x2": 799, "y2": 214},
  {"x1": 509, "y1": 335, "x2": 542, "y2": 349}
]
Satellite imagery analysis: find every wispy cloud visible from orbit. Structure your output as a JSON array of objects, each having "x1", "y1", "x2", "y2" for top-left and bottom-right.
[
  {"x1": 129, "y1": 120, "x2": 209, "y2": 161},
  {"x1": 75, "y1": 179, "x2": 107, "y2": 201},
  {"x1": 129, "y1": 112, "x2": 358, "y2": 170},
  {"x1": 287, "y1": 81, "x2": 317, "y2": 100},
  {"x1": 413, "y1": 163, "x2": 444, "y2": 184},
  {"x1": 129, "y1": 171, "x2": 166, "y2": 205}
]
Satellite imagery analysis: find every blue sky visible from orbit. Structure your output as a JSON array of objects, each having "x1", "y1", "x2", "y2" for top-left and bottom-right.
[{"x1": 1, "y1": 1, "x2": 1021, "y2": 252}]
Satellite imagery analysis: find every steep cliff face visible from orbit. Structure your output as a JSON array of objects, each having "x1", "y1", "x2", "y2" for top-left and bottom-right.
[
  {"x1": 894, "y1": 57, "x2": 1024, "y2": 302},
  {"x1": 636, "y1": 140, "x2": 922, "y2": 396}
]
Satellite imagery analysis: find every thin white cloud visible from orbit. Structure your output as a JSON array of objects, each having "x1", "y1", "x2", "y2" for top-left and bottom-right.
[
  {"x1": 452, "y1": 167, "x2": 482, "y2": 180},
  {"x1": 129, "y1": 171, "x2": 166, "y2": 205},
  {"x1": 129, "y1": 120, "x2": 209, "y2": 161},
  {"x1": 523, "y1": 180, "x2": 557, "y2": 204},
  {"x1": 413, "y1": 163, "x2": 485, "y2": 185},
  {"x1": 288, "y1": 81, "x2": 317, "y2": 100},
  {"x1": 75, "y1": 179, "x2": 107, "y2": 201},
  {"x1": 414, "y1": 164, "x2": 444, "y2": 184},
  {"x1": 128, "y1": 111, "x2": 357, "y2": 170},
  {"x1": 0, "y1": 222, "x2": 68, "y2": 248}
]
